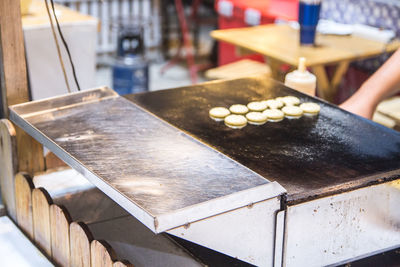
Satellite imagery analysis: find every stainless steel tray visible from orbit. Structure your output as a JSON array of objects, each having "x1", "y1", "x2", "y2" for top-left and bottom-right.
[{"x1": 9, "y1": 87, "x2": 285, "y2": 233}]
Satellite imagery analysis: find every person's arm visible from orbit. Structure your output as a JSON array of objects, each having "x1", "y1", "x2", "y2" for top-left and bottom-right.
[{"x1": 339, "y1": 48, "x2": 400, "y2": 119}]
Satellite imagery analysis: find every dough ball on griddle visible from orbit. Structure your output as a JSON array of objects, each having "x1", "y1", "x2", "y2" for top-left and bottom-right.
[
  {"x1": 282, "y1": 106, "x2": 303, "y2": 118},
  {"x1": 300, "y1": 102, "x2": 320, "y2": 115},
  {"x1": 209, "y1": 107, "x2": 230, "y2": 121},
  {"x1": 262, "y1": 109, "x2": 285, "y2": 122},
  {"x1": 229, "y1": 104, "x2": 249, "y2": 115},
  {"x1": 282, "y1": 96, "x2": 300, "y2": 106},
  {"x1": 246, "y1": 112, "x2": 268, "y2": 125},
  {"x1": 247, "y1": 101, "x2": 268, "y2": 112},
  {"x1": 224, "y1": 114, "x2": 247, "y2": 129}
]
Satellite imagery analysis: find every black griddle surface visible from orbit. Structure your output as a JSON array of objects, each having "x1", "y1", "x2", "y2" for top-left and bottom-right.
[{"x1": 125, "y1": 77, "x2": 400, "y2": 204}]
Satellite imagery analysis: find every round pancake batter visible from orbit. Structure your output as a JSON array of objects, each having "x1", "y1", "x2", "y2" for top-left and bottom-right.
[
  {"x1": 229, "y1": 104, "x2": 249, "y2": 115},
  {"x1": 224, "y1": 115, "x2": 248, "y2": 129},
  {"x1": 247, "y1": 101, "x2": 268, "y2": 112},
  {"x1": 262, "y1": 109, "x2": 285, "y2": 122},
  {"x1": 246, "y1": 112, "x2": 268, "y2": 125},
  {"x1": 300, "y1": 102, "x2": 320, "y2": 115},
  {"x1": 282, "y1": 106, "x2": 303, "y2": 118},
  {"x1": 209, "y1": 107, "x2": 230, "y2": 121}
]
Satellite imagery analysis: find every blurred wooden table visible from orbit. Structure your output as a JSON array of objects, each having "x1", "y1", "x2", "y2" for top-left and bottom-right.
[{"x1": 211, "y1": 24, "x2": 400, "y2": 101}]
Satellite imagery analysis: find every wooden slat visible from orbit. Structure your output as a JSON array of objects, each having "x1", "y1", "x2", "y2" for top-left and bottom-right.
[
  {"x1": 15, "y1": 172, "x2": 34, "y2": 239},
  {"x1": 32, "y1": 188, "x2": 53, "y2": 256},
  {"x1": 0, "y1": 0, "x2": 45, "y2": 176},
  {"x1": 91, "y1": 240, "x2": 116, "y2": 267},
  {"x1": 0, "y1": 119, "x2": 18, "y2": 221},
  {"x1": 113, "y1": 261, "x2": 134, "y2": 267},
  {"x1": 50, "y1": 204, "x2": 72, "y2": 267},
  {"x1": 70, "y1": 222, "x2": 93, "y2": 267}
]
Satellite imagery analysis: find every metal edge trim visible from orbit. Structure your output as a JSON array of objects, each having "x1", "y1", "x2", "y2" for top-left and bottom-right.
[
  {"x1": 155, "y1": 181, "x2": 286, "y2": 233},
  {"x1": 325, "y1": 245, "x2": 400, "y2": 267},
  {"x1": 21, "y1": 95, "x2": 118, "y2": 119},
  {"x1": 273, "y1": 209, "x2": 286, "y2": 267},
  {"x1": 9, "y1": 86, "x2": 117, "y2": 117},
  {"x1": 11, "y1": 86, "x2": 113, "y2": 107},
  {"x1": 287, "y1": 170, "x2": 400, "y2": 205}
]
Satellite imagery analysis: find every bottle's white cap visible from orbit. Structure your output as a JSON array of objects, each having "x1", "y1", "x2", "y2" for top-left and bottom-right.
[
  {"x1": 284, "y1": 57, "x2": 316, "y2": 95},
  {"x1": 298, "y1": 57, "x2": 306, "y2": 73}
]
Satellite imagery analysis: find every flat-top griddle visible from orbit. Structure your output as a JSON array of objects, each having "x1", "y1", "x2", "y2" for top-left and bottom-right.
[
  {"x1": 9, "y1": 76, "x2": 400, "y2": 266},
  {"x1": 126, "y1": 76, "x2": 400, "y2": 204}
]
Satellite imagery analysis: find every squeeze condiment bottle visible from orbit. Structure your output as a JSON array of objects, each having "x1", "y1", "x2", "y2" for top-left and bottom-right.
[{"x1": 284, "y1": 57, "x2": 316, "y2": 96}]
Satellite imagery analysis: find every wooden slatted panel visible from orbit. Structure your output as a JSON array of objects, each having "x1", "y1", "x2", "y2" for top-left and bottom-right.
[
  {"x1": 50, "y1": 204, "x2": 72, "y2": 267},
  {"x1": 70, "y1": 222, "x2": 93, "y2": 267},
  {"x1": 32, "y1": 188, "x2": 53, "y2": 256},
  {"x1": 15, "y1": 172, "x2": 34, "y2": 239},
  {"x1": 0, "y1": 119, "x2": 18, "y2": 221},
  {"x1": 91, "y1": 240, "x2": 116, "y2": 267},
  {"x1": 113, "y1": 260, "x2": 134, "y2": 267}
]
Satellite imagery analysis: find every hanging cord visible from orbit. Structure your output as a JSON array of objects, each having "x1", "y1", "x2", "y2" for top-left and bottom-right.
[
  {"x1": 49, "y1": 0, "x2": 81, "y2": 91},
  {"x1": 44, "y1": 0, "x2": 71, "y2": 93}
]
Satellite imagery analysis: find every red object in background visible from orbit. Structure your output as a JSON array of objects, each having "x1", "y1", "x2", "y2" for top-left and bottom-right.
[{"x1": 216, "y1": 0, "x2": 298, "y2": 66}]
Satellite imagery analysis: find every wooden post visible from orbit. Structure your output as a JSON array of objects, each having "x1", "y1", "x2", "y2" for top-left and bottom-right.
[
  {"x1": 32, "y1": 188, "x2": 53, "y2": 256},
  {"x1": 0, "y1": 0, "x2": 29, "y2": 112},
  {"x1": 91, "y1": 240, "x2": 116, "y2": 267},
  {"x1": 50, "y1": 204, "x2": 72, "y2": 267},
  {"x1": 0, "y1": 119, "x2": 18, "y2": 220},
  {"x1": 70, "y1": 222, "x2": 93, "y2": 267},
  {"x1": 113, "y1": 261, "x2": 134, "y2": 267},
  {"x1": 0, "y1": 0, "x2": 44, "y2": 175}
]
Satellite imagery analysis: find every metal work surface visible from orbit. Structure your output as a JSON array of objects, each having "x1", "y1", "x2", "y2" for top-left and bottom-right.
[
  {"x1": 9, "y1": 87, "x2": 284, "y2": 233},
  {"x1": 127, "y1": 76, "x2": 400, "y2": 204}
]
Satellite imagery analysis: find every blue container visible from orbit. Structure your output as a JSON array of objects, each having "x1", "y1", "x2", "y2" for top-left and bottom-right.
[
  {"x1": 112, "y1": 24, "x2": 149, "y2": 95},
  {"x1": 112, "y1": 57, "x2": 149, "y2": 95},
  {"x1": 299, "y1": 0, "x2": 321, "y2": 46}
]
